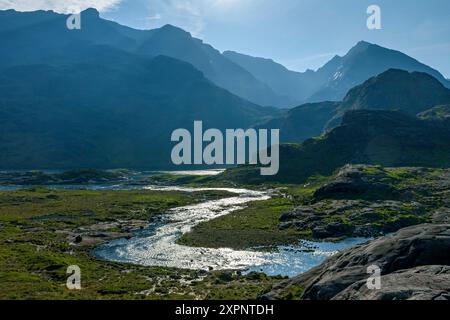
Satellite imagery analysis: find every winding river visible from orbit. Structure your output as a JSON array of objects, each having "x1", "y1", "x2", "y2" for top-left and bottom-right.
[{"x1": 94, "y1": 186, "x2": 367, "y2": 277}]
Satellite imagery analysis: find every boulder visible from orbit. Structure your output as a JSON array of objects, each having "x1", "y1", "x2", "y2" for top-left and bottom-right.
[
  {"x1": 312, "y1": 222, "x2": 355, "y2": 239},
  {"x1": 334, "y1": 265, "x2": 450, "y2": 300},
  {"x1": 263, "y1": 224, "x2": 450, "y2": 300}
]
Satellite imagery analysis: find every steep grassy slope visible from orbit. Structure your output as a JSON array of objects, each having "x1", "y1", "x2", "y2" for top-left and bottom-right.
[
  {"x1": 259, "y1": 69, "x2": 450, "y2": 143},
  {"x1": 217, "y1": 109, "x2": 450, "y2": 184},
  {"x1": 0, "y1": 49, "x2": 274, "y2": 169}
]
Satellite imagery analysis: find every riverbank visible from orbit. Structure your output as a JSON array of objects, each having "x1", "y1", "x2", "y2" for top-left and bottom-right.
[
  {"x1": 0, "y1": 187, "x2": 281, "y2": 299},
  {"x1": 3, "y1": 164, "x2": 448, "y2": 300},
  {"x1": 179, "y1": 165, "x2": 450, "y2": 248},
  {"x1": 178, "y1": 197, "x2": 305, "y2": 250}
]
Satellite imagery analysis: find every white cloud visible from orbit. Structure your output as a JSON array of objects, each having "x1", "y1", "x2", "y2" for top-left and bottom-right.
[{"x1": 0, "y1": 0, "x2": 122, "y2": 13}]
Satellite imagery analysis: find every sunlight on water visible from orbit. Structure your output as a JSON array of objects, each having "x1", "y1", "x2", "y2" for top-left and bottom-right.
[
  {"x1": 244, "y1": 238, "x2": 368, "y2": 277},
  {"x1": 158, "y1": 169, "x2": 226, "y2": 176},
  {"x1": 94, "y1": 186, "x2": 368, "y2": 277}
]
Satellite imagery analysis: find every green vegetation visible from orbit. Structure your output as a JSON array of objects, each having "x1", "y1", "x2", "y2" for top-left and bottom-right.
[
  {"x1": 178, "y1": 177, "x2": 335, "y2": 249},
  {"x1": 418, "y1": 104, "x2": 450, "y2": 121},
  {"x1": 214, "y1": 108, "x2": 450, "y2": 186},
  {"x1": 279, "y1": 285, "x2": 304, "y2": 300},
  {"x1": 0, "y1": 188, "x2": 201, "y2": 222},
  {"x1": 180, "y1": 165, "x2": 450, "y2": 245},
  {"x1": 147, "y1": 171, "x2": 271, "y2": 190},
  {"x1": 179, "y1": 197, "x2": 301, "y2": 249},
  {"x1": 0, "y1": 188, "x2": 280, "y2": 300},
  {"x1": 1, "y1": 164, "x2": 449, "y2": 299}
]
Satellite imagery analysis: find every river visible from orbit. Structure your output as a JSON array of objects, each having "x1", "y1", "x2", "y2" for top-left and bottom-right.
[{"x1": 93, "y1": 186, "x2": 367, "y2": 277}]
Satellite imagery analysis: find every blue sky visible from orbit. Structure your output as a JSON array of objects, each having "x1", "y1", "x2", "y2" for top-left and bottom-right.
[{"x1": 2, "y1": 0, "x2": 450, "y2": 77}]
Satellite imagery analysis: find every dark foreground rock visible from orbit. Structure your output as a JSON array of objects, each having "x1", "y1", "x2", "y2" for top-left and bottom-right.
[
  {"x1": 262, "y1": 224, "x2": 450, "y2": 300},
  {"x1": 334, "y1": 265, "x2": 450, "y2": 300}
]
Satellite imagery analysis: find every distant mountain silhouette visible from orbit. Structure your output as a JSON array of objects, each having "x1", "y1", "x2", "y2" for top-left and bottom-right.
[
  {"x1": 223, "y1": 51, "x2": 320, "y2": 105},
  {"x1": 256, "y1": 101, "x2": 340, "y2": 143},
  {"x1": 2, "y1": 9, "x2": 448, "y2": 108},
  {"x1": 260, "y1": 69, "x2": 450, "y2": 143},
  {"x1": 2, "y1": 8, "x2": 450, "y2": 171},
  {"x1": 225, "y1": 41, "x2": 450, "y2": 105},
  {"x1": 0, "y1": 9, "x2": 286, "y2": 107},
  {"x1": 0, "y1": 45, "x2": 274, "y2": 169},
  {"x1": 310, "y1": 41, "x2": 450, "y2": 102}
]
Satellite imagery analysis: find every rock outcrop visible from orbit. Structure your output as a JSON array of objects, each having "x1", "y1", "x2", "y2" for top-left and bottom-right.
[
  {"x1": 313, "y1": 165, "x2": 402, "y2": 201},
  {"x1": 263, "y1": 224, "x2": 450, "y2": 300},
  {"x1": 334, "y1": 265, "x2": 450, "y2": 300},
  {"x1": 278, "y1": 165, "x2": 450, "y2": 240}
]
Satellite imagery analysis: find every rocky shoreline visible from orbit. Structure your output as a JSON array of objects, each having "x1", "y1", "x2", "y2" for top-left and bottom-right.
[{"x1": 262, "y1": 224, "x2": 450, "y2": 300}]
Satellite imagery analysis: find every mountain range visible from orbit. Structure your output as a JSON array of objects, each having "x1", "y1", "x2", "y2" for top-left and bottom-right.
[
  {"x1": 1, "y1": 8, "x2": 450, "y2": 170},
  {"x1": 1, "y1": 9, "x2": 449, "y2": 108},
  {"x1": 0, "y1": 46, "x2": 273, "y2": 169},
  {"x1": 225, "y1": 41, "x2": 450, "y2": 105},
  {"x1": 219, "y1": 107, "x2": 450, "y2": 184},
  {"x1": 0, "y1": 8, "x2": 285, "y2": 107},
  {"x1": 261, "y1": 69, "x2": 450, "y2": 143},
  {"x1": 218, "y1": 69, "x2": 450, "y2": 184}
]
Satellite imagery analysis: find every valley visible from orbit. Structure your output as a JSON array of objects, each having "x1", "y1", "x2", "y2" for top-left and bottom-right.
[
  {"x1": 1, "y1": 6, "x2": 450, "y2": 302},
  {"x1": 0, "y1": 183, "x2": 282, "y2": 300},
  {"x1": 1, "y1": 163, "x2": 449, "y2": 300}
]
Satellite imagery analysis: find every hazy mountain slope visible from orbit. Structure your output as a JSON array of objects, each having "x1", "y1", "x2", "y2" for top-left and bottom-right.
[
  {"x1": 325, "y1": 69, "x2": 450, "y2": 129},
  {"x1": 340, "y1": 69, "x2": 450, "y2": 114},
  {"x1": 218, "y1": 109, "x2": 450, "y2": 184},
  {"x1": 0, "y1": 46, "x2": 274, "y2": 170},
  {"x1": 0, "y1": 9, "x2": 285, "y2": 107},
  {"x1": 0, "y1": 9, "x2": 139, "y2": 67},
  {"x1": 309, "y1": 41, "x2": 449, "y2": 102},
  {"x1": 136, "y1": 26, "x2": 286, "y2": 107},
  {"x1": 3, "y1": 9, "x2": 447, "y2": 108},
  {"x1": 257, "y1": 101, "x2": 340, "y2": 143},
  {"x1": 260, "y1": 69, "x2": 450, "y2": 143},
  {"x1": 224, "y1": 41, "x2": 449, "y2": 106},
  {"x1": 223, "y1": 51, "x2": 319, "y2": 104}
]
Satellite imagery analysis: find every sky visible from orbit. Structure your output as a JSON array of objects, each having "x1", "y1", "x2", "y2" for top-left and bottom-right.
[{"x1": 1, "y1": 0, "x2": 450, "y2": 77}]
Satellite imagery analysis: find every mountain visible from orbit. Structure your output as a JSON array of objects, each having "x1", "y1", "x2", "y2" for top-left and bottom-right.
[
  {"x1": 0, "y1": 46, "x2": 274, "y2": 170},
  {"x1": 223, "y1": 51, "x2": 320, "y2": 105},
  {"x1": 135, "y1": 25, "x2": 286, "y2": 107},
  {"x1": 3, "y1": 9, "x2": 447, "y2": 109},
  {"x1": 340, "y1": 69, "x2": 450, "y2": 115},
  {"x1": 324, "y1": 68, "x2": 450, "y2": 129},
  {"x1": 256, "y1": 101, "x2": 340, "y2": 143},
  {"x1": 218, "y1": 109, "x2": 450, "y2": 184},
  {"x1": 308, "y1": 41, "x2": 450, "y2": 102},
  {"x1": 0, "y1": 9, "x2": 285, "y2": 107},
  {"x1": 259, "y1": 69, "x2": 450, "y2": 143},
  {"x1": 225, "y1": 41, "x2": 450, "y2": 105}
]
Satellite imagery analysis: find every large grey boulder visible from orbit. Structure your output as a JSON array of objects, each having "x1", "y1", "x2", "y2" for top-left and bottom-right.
[
  {"x1": 334, "y1": 265, "x2": 450, "y2": 300},
  {"x1": 263, "y1": 224, "x2": 450, "y2": 300}
]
